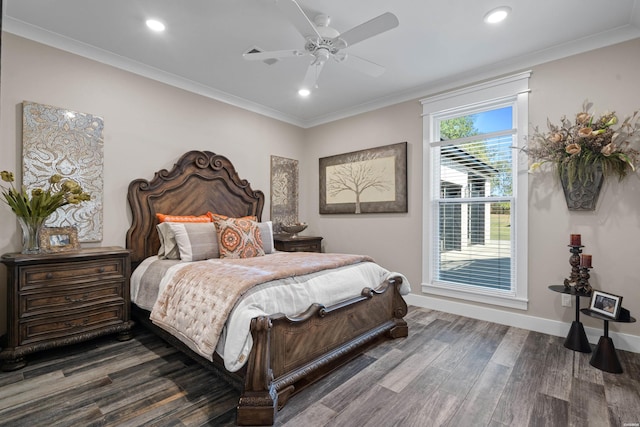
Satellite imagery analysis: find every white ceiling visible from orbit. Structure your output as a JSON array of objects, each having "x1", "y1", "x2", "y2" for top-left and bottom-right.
[{"x1": 4, "y1": 0, "x2": 640, "y2": 128}]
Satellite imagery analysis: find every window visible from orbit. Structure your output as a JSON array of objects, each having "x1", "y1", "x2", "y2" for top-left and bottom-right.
[{"x1": 421, "y1": 72, "x2": 530, "y2": 310}]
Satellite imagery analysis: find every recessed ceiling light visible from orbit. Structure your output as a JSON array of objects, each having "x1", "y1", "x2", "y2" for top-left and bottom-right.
[
  {"x1": 146, "y1": 19, "x2": 166, "y2": 32},
  {"x1": 484, "y1": 6, "x2": 511, "y2": 24},
  {"x1": 298, "y1": 88, "x2": 311, "y2": 97}
]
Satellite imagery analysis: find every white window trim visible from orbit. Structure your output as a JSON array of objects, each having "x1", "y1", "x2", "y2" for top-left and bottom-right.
[{"x1": 421, "y1": 71, "x2": 530, "y2": 310}]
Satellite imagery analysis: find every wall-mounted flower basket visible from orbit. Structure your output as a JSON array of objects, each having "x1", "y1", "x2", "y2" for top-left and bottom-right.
[
  {"x1": 560, "y1": 167, "x2": 604, "y2": 211},
  {"x1": 527, "y1": 100, "x2": 639, "y2": 211}
]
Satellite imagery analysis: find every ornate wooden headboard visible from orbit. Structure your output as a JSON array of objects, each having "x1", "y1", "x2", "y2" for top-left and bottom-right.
[{"x1": 126, "y1": 151, "x2": 265, "y2": 264}]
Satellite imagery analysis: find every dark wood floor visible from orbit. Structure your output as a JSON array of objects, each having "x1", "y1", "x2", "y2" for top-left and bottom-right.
[{"x1": 1, "y1": 307, "x2": 639, "y2": 426}]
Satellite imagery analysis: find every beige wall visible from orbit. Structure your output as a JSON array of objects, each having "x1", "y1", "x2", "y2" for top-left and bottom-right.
[
  {"x1": 302, "y1": 101, "x2": 423, "y2": 292},
  {"x1": 1, "y1": 32, "x2": 639, "y2": 341},
  {"x1": 303, "y1": 38, "x2": 640, "y2": 339},
  {"x1": 526, "y1": 38, "x2": 640, "y2": 336},
  {"x1": 0, "y1": 34, "x2": 305, "y2": 332}
]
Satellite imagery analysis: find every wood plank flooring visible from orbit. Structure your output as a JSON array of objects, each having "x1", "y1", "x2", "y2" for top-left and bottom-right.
[{"x1": 1, "y1": 307, "x2": 639, "y2": 426}]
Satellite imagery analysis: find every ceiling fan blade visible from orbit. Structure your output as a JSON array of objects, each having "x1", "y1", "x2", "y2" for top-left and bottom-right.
[
  {"x1": 243, "y1": 49, "x2": 306, "y2": 61},
  {"x1": 341, "y1": 54, "x2": 386, "y2": 77},
  {"x1": 337, "y1": 12, "x2": 399, "y2": 47},
  {"x1": 301, "y1": 60, "x2": 326, "y2": 90},
  {"x1": 276, "y1": 0, "x2": 321, "y2": 40}
]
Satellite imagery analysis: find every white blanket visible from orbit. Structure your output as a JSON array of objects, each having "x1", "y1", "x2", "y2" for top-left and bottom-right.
[{"x1": 131, "y1": 253, "x2": 410, "y2": 372}]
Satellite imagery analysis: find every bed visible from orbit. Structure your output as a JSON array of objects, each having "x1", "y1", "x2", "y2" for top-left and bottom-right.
[{"x1": 125, "y1": 150, "x2": 409, "y2": 425}]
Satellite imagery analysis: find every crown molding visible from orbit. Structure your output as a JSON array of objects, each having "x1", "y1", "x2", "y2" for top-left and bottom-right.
[
  {"x1": 3, "y1": 16, "x2": 307, "y2": 128},
  {"x1": 302, "y1": 24, "x2": 640, "y2": 128},
  {"x1": 5, "y1": 16, "x2": 639, "y2": 129}
]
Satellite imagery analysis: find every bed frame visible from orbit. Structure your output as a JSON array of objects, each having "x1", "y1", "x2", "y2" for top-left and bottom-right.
[{"x1": 126, "y1": 150, "x2": 408, "y2": 425}]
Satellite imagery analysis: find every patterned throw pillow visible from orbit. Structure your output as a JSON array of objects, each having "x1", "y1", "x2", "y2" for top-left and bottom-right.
[
  {"x1": 208, "y1": 212, "x2": 273, "y2": 254},
  {"x1": 213, "y1": 216, "x2": 265, "y2": 259}
]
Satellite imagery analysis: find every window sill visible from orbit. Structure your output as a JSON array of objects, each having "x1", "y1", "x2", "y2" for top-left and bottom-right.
[{"x1": 422, "y1": 281, "x2": 528, "y2": 310}]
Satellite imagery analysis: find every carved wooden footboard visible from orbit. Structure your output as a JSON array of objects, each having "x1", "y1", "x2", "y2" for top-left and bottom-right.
[
  {"x1": 126, "y1": 151, "x2": 409, "y2": 425},
  {"x1": 238, "y1": 277, "x2": 408, "y2": 425}
]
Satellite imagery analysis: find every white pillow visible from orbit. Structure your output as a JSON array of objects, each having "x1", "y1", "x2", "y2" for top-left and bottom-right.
[
  {"x1": 159, "y1": 220, "x2": 273, "y2": 259},
  {"x1": 157, "y1": 222, "x2": 180, "y2": 260},
  {"x1": 258, "y1": 221, "x2": 274, "y2": 254},
  {"x1": 166, "y1": 222, "x2": 219, "y2": 261}
]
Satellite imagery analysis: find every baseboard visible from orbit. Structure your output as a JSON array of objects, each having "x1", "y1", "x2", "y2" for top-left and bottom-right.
[{"x1": 404, "y1": 293, "x2": 640, "y2": 354}]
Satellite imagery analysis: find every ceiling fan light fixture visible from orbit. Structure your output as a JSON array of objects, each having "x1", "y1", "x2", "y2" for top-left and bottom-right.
[
  {"x1": 484, "y1": 6, "x2": 511, "y2": 24},
  {"x1": 146, "y1": 19, "x2": 166, "y2": 32},
  {"x1": 298, "y1": 88, "x2": 311, "y2": 97}
]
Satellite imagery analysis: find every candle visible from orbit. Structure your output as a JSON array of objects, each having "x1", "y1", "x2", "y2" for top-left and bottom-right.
[
  {"x1": 580, "y1": 254, "x2": 592, "y2": 268},
  {"x1": 570, "y1": 234, "x2": 581, "y2": 246}
]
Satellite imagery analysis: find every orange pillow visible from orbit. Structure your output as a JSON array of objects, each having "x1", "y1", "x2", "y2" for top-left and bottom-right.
[
  {"x1": 207, "y1": 212, "x2": 257, "y2": 222},
  {"x1": 156, "y1": 213, "x2": 211, "y2": 223}
]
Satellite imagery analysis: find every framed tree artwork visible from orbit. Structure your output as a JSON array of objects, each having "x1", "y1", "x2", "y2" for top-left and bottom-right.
[{"x1": 319, "y1": 142, "x2": 407, "y2": 214}]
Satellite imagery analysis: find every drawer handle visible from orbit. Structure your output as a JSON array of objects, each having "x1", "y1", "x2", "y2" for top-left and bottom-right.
[
  {"x1": 46, "y1": 273, "x2": 53, "y2": 279},
  {"x1": 65, "y1": 293, "x2": 89, "y2": 303},
  {"x1": 98, "y1": 267, "x2": 105, "y2": 273},
  {"x1": 65, "y1": 318, "x2": 89, "y2": 328}
]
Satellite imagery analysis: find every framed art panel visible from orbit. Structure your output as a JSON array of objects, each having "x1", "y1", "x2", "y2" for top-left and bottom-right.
[
  {"x1": 270, "y1": 155, "x2": 299, "y2": 232},
  {"x1": 39, "y1": 226, "x2": 80, "y2": 253},
  {"x1": 22, "y1": 101, "x2": 104, "y2": 242},
  {"x1": 319, "y1": 142, "x2": 407, "y2": 214}
]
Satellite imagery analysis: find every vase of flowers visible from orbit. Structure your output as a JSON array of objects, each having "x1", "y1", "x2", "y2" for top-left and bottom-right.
[
  {"x1": 16, "y1": 216, "x2": 48, "y2": 254},
  {"x1": 1, "y1": 171, "x2": 91, "y2": 253},
  {"x1": 527, "y1": 100, "x2": 640, "y2": 210}
]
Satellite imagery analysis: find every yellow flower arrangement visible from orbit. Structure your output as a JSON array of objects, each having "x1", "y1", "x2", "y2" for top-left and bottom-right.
[
  {"x1": 527, "y1": 100, "x2": 640, "y2": 188},
  {"x1": 1, "y1": 170, "x2": 91, "y2": 219}
]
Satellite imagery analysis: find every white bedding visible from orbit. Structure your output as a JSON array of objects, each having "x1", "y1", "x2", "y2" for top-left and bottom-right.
[{"x1": 131, "y1": 253, "x2": 410, "y2": 372}]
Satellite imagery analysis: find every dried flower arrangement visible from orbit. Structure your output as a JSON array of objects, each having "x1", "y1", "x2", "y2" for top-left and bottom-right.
[{"x1": 527, "y1": 100, "x2": 640, "y2": 188}]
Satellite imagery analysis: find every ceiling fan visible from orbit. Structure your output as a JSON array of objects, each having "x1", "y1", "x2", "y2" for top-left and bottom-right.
[{"x1": 243, "y1": 0, "x2": 399, "y2": 93}]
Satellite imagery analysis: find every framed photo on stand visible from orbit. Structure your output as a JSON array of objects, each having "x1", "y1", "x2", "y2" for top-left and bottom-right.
[
  {"x1": 589, "y1": 290, "x2": 622, "y2": 319},
  {"x1": 39, "y1": 226, "x2": 80, "y2": 253}
]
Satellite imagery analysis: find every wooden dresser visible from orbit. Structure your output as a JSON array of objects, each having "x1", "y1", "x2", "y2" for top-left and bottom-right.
[
  {"x1": 0, "y1": 246, "x2": 134, "y2": 371},
  {"x1": 273, "y1": 234, "x2": 323, "y2": 253}
]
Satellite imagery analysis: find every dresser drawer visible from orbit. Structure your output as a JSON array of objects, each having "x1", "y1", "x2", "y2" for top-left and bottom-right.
[
  {"x1": 286, "y1": 242, "x2": 321, "y2": 252},
  {"x1": 19, "y1": 303, "x2": 126, "y2": 346},
  {"x1": 273, "y1": 235, "x2": 323, "y2": 253},
  {"x1": 20, "y1": 280, "x2": 124, "y2": 317},
  {"x1": 20, "y1": 258, "x2": 125, "y2": 290}
]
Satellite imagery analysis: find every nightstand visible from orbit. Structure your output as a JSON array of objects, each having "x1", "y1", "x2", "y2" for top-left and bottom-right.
[
  {"x1": 273, "y1": 234, "x2": 323, "y2": 253},
  {"x1": 0, "y1": 246, "x2": 134, "y2": 371},
  {"x1": 581, "y1": 307, "x2": 636, "y2": 374},
  {"x1": 548, "y1": 285, "x2": 592, "y2": 353}
]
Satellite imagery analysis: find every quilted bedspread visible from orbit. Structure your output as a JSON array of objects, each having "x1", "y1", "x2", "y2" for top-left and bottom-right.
[{"x1": 149, "y1": 252, "x2": 374, "y2": 362}]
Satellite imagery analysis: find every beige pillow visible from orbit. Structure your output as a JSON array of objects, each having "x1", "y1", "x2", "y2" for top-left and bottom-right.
[
  {"x1": 166, "y1": 222, "x2": 219, "y2": 261},
  {"x1": 157, "y1": 222, "x2": 180, "y2": 259}
]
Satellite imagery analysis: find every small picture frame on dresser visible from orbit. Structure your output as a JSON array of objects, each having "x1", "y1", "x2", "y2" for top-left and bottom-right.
[{"x1": 39, "y1": 226, "x2": 80, "y2": 253}]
